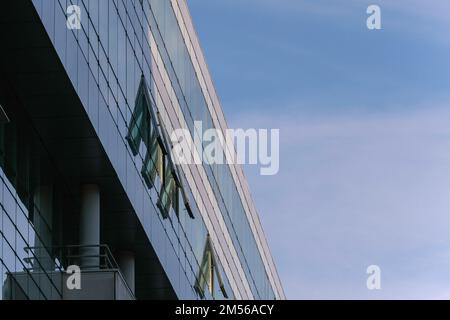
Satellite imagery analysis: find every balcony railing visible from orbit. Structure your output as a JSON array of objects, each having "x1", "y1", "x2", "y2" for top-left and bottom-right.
[{"x1": 17, "y1": 244, "x2": 135, "y2": 300}]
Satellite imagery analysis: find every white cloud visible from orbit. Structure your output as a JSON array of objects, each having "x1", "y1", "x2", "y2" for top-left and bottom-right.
[
  {"x1": 189, "y1": 0, "x2": 450, "y2": 299},
  {"x1": 232, "y1": 105, "x2": 450, "y2": 299}
]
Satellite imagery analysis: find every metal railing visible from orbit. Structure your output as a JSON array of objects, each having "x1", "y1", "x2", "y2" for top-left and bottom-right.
[
  {"x1": 22, "y1": 244, "x2": 135, "y2": 300},
  {"x1": 24, "y1": 244, "x2": 119, "y2": 272},
  {"x1": 57, "y1": 244, "x2": 120, "y2": 271}
]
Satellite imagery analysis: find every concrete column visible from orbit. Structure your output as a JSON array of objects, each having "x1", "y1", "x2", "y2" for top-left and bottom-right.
[
  {"x1": 33, "y1": 185, "x2": 53, "y2": 271},
  {"x1": 117, "y1": 251, "x2": 135, "y2": 294},
  {"x1": 79, "y1": 184, "x2": 100, "y2": 269}
]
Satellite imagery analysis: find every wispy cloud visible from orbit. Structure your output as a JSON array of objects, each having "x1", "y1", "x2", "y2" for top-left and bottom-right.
[
  {"x1": 233, "y1": 105, "x2": 450, "y2": 299},
  {"x1": 188, "y1": 0, "x2": 450, "y2": 299}
]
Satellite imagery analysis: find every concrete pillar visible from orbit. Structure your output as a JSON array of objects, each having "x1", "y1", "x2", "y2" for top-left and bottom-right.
[
  {"x1": 79, "y1": 184, "x2": 100, "y2": 269},
  {"x1": 117, "y1": 251, "x2": 135, "y2": 294},
  {"x1": 33, "y1": 185, "x2": 53, "y2": 271}
]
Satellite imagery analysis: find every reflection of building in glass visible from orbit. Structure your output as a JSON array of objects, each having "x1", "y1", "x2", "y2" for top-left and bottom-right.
[{"x1": 0, "y1": 0, "x2": 284, "y2": 300}]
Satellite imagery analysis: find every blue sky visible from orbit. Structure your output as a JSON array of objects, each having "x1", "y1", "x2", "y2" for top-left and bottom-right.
[{"x1": 188, "y1": 0, "x2": 450, "y2": 299}]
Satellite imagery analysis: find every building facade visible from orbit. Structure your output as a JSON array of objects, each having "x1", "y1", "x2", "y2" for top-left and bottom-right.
[{"x1": 0, "y1": 0, "x2": 284, "y2": 300}]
